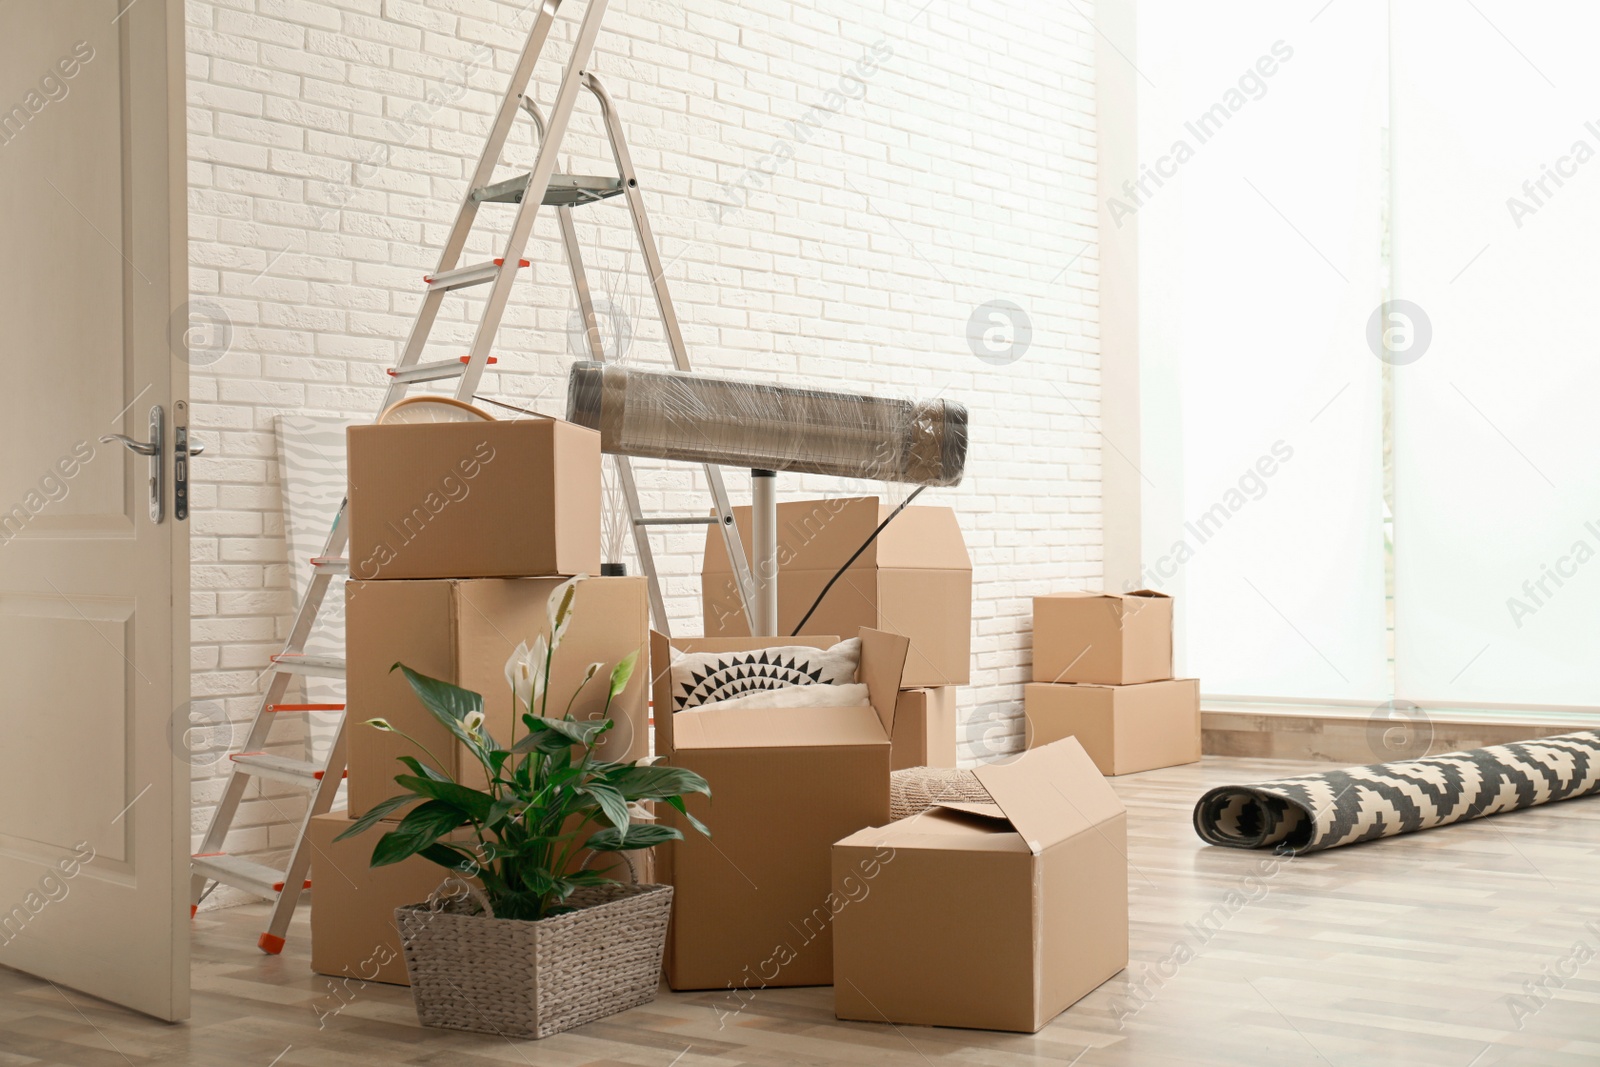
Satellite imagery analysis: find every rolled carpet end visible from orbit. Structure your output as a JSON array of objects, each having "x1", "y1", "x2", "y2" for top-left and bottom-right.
[{"x1": 1192, "y1": 730, "x2": 1600, "y2": 855}]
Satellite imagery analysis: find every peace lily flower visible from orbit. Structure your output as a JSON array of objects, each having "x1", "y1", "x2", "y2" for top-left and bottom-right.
[
  {"x1": 547, "y1": 574, "x2": 587, "y2": 651},
  {"x1": 505, "y1": 636, "x2": 548, "y2": 711},
  {"x1": 462, "y1": 709, "x2": 486, "y2": 741}
]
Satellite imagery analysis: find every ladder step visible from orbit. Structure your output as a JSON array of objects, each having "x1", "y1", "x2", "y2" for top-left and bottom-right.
[
  {"x1": 386, "y1": 355, "x2": 499, "y2": 384},
  {"x1": 268, "y1": 703, "x2": 346, "y2": 713},
  {"x1": 270, "y1": 653, "x2": 345, "y2": 679},
  {"x1": 471, "y1": 172, "x2": 625, "y2": 207},
  {"x1": 424, "y1": 258, "x2": 530, "y2": 292},
  {"x1": 635, "y1": 515, "x2": 722, "y2": 526},
  {"x1": 229, "y1": 752, "x2": 341, "y2": 787},
  {"x1": 309, "y1": 556, "x2": 348, "y2": 574},
  {"x1": 191, "y1": 853, "x2": 311, "y2": 900}
]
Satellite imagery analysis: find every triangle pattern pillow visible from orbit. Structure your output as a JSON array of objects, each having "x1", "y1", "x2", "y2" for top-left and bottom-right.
[{"x1": 670, "y1": 638, "x2": 860, "y2": 711}]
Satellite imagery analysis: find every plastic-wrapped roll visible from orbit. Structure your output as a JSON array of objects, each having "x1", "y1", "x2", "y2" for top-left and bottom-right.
[{"x1": 565, "y1": 361, "x2": 967, "y2": 486}]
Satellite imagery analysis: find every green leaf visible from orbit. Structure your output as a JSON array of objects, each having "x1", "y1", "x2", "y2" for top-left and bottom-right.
[
  {"x1": 486, "y1": 798, "x2": 520, "y2": 828},
  {"x1": 394, "y1": 775, "x2": 495, "y2": 822},
  {"x1": 334, "y1": 794, "x2": 414, "y2": 841},
  {"x1": 586, "y1": 823, "x2": 683, "y2": 851},
  {"x1": 606, "y1": 764, "x2": 712, "y2": 801},
  {"x1": 397, "y1": 755, "x2": 448, "y2": 782},
  {"x1": 580, "y1": 780, "x2": 631, "y2": 830},
  {"x1": 509, "y1": 715, "x2": 608, "y2": 755},
  {"x1": 539, "y1": 716, "x2": 609, "y2": 745},
  {"x1": 370, "y1": 800, "x2": 469, "y2": 867},
  {"x1": 510, "y1": 724, "x2": 579, "y2": 756},
  {"x1": 662, "y1": 794, "x2": 712, "y2": 838},
  {"x1": 392, "y1": 663, "x2": 491, "y2": 763},
  {"x1": 418, "y1": 842, "x2": 481, "y2": 876},
  {"x1": 608, "y1": 648, "x2": 640, "y2": 700},
  {"x1": 393, "y1": 663, "x2": 481, "y2": 724}
]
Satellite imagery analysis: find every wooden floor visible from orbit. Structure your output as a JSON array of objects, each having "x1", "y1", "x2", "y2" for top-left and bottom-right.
[{"x1": 5, "y1": 755, "x2": 1600, "y2": 1065}]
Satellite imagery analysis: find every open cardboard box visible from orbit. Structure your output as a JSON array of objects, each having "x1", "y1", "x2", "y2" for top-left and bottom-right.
[
  {"x1": 347, "y1": 417, "x2": 601, "y2": 581},
  {"x1": 832, "y1": 737, "x2": 1129, "y2": 1033},
  {"x1": 652, "y1": 627, "x2": 909, "y2": 991},
  {"x1": 701, "y1": 497, "x2": 971, "y2": 686},
  {"x1": 1033, "y1": 590, "x2": 1173, "y2": 685},
  {"x1": 345, "y1": 575, "x2": 648, "y2": 817}
]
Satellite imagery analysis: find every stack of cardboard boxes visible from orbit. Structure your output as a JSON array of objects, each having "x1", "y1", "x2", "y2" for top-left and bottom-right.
[
  {"x1": 294, "y1": 429, "x2": 1132, "y2": 1033},
  {"x1": 305, "y1": 416, "x2": 650, "y2": 986},
  {"x1": 1024, "y1": 591, "x2": 1201, "y2": 775},
  {"x1": 701, "y1": 496, "x2": 968, "y2": 770}
]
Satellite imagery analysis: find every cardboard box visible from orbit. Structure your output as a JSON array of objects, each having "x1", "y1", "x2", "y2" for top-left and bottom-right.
[
  {"x1": 347, "y1": 417, "x2": 601, "y2": 581},
  {"x1": 652, "y1": 628, "x2": 909, "y2": 991},
  {"x1": 1024, "y1": 679, "x2": 1201, "y2": 776},
  {"x1": 346, "y1": 576, "x2": 648, "y2": 816},
  {"x1": 891, "y1": 687, "x2": 958, "y2": 770},
  {"x1": 307, "y1": 811, "x2": 468, "y2": 987},
  {"x1": 701, "y1": 497, "x2": 971, "y2": 687},
  {"x1": 1032, "y1": 590, "x2": 1172, "y2": 685},
  {"x1": 832, "y1": 737, "x2": 1129, "y2": 1033}
]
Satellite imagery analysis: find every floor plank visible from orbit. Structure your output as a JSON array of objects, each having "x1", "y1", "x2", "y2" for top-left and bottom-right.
[{"x1": 4, "y1": 755, "x2": 1600, "y2": 1064}]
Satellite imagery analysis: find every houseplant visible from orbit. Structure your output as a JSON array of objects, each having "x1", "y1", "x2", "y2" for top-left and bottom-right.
[{"x1": 337, "y1": 575, "x2": 710, "y2": 1038}]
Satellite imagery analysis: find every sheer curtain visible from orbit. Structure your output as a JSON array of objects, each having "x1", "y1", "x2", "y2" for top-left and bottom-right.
[
  {"x1": 1137, "y1": 0, "x2": 1389, "y2": 701},
  {"x1": 1391, "y1": 2, "x2": 1600, "y2": 708}
]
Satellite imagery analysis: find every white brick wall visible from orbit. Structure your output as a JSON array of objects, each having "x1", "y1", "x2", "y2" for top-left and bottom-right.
[{"x1": 186, "y1": 0, "x2": 1100, "y2": 880}]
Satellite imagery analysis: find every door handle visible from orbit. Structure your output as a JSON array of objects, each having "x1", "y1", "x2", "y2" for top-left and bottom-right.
[
  {"x1": 101, "y1": 405, "x2": 165, "y2": 524},
  {"x1": 101, "y1": 434, "x2": 159, "y2": 457}
]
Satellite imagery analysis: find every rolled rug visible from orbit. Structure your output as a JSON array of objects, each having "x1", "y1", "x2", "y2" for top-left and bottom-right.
[{"x1": 1194, "y1": 730, "x2": 1600, "y2": 854}]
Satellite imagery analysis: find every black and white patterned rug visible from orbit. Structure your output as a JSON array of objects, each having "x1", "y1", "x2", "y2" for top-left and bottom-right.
[{"x1": 1193, "y1": 730, "x2": 1600, "y2": 854}]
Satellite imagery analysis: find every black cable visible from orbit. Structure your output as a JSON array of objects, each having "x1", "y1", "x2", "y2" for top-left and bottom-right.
[
  {"x1": 473, "y1": 395, "x2": 554, "y2": 419},
  {"x1": 790, "y1": 486, "x2": 926, "y2": 636}
]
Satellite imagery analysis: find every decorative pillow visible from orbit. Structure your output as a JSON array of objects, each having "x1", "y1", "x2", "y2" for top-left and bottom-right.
[
  {"x1": 670, "y1": 638, "x2": 860, "y2": 711},
  {"x1": 680, "y1": 682, "x2": 870, "y2": 714}
]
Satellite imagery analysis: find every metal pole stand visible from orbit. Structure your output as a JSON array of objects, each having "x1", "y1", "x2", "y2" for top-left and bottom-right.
[{"x1": 751, "y1": 469, "x2": 779, "y2": 637}]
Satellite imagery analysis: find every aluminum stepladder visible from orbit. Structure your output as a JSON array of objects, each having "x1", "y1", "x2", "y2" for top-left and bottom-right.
[{"x1": 190, "y1": 0, "x2": 758, "y2": 953}]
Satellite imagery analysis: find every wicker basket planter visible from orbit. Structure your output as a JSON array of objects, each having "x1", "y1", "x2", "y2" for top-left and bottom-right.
[{"x1": 394, "y1": 880, "x2": 673, "y2": 1039}]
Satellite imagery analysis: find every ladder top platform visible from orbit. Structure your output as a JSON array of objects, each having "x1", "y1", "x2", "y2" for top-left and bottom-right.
[{"x1": 473, "y1": 171, "x2": 626, "y2": 207}]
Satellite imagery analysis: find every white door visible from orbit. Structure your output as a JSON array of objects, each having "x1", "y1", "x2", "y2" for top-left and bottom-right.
[{"x1": 0, "y1": 0, "x2": 189, "y2": 1021}]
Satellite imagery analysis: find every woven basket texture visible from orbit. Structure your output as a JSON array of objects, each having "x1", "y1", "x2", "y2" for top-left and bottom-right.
[
  {"x1": 395, "y1": 881, "x2": 673, "y2": 1039},
  {"x1": 889, "y1": 766, "x2": 993, "y2": 821}
]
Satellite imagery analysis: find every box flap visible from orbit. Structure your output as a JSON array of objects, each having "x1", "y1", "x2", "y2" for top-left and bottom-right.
[
  {"x1": 839, "y1": 806, "x2": 1033, "y2": 853},
  {"x1": 873, "y1": 503, "x2": 971, "y2": 569},
  {"x1": 858, "y1": 627, "x2": 910, "y2": 736},
  {"x1": 972, "y1": 737, "x2": 1125, "y2": 855},
  {"x1": 702, "y1": 497, "x2": 970, "y2": 574},
  {"x1": 934, "y1": 801, "x2": 1010, "y2": 823},
  {"x1": 671, "y1": 704, "x2": 888, "y2": 750}
]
